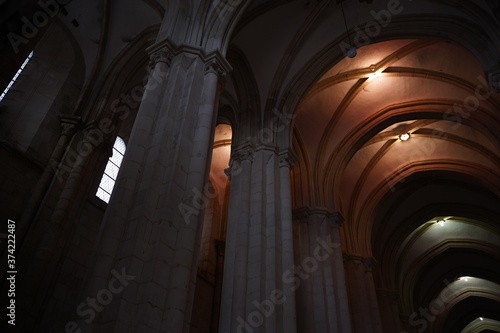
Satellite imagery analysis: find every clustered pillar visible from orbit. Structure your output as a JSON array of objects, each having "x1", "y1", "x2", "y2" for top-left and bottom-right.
[
  {"x1": 377, "y1": 289, "x2": 403, "y2": 332},
  {"x1": 219, "y1": 144, "x2": 297, "y2": 333},
  {"x1": 344, "y1": 255, "x2": 383, "y2": 333},
  {"x1": 79, "y1": 40, "x2": 231, "y2": 333},
  {"x1": 292, "y1": 208, "x2": 352, "y2": 332}
]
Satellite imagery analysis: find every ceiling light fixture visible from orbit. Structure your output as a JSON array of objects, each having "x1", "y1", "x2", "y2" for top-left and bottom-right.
[
  {"x1": 368, "y1": 65, "x2": 382, "y2": 78},
  {"x1": 399, "y1": 133, "x2": 411, "y2": 141}
]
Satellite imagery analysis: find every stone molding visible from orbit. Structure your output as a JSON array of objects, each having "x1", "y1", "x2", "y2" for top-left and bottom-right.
[
  {"x1": 147, "y1": 39, "x2": 176, "y2": 69},
  {"x1": 230, "y1": 142, "x2": 292, "y2": 163},
  {"x1": 149, "y1": 46, "x2": 174, "y2": 69},
  {"x1": 59, "y1": 115, "x2": 81, "y2": 136},
  {"x1": 292, "y1": 206, "x2": 344, "y2": 226},
  {"x1": 146, "y1": 39, "x2": 232, "y2": 79},
  {"x1": 225, "y1": 143, "x2": 298, "y2": 180},
  {"x1": 344, "y1": 254, "x2": 377, "y2": 270},
  {"x1": 204, "y1": 52, "x2": 231, "y2": 78},
  {"x1": 279, "y1": 149, "x2": 298, "y2": 169},
  {"x1": 377, "y1": 289, "x2": 399, "y2": 301},
  {"x1": 231, "y1": 143, "x2": 255, "y2": 164}
]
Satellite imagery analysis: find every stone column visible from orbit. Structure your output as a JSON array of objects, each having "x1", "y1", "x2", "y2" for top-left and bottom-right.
[
  {"x1": 211, "y1": 240, "x2": 225, "y2": 333},
  {"x1": 278, "y1": 150, "x2": 298, "y2": 330},
  {"x1": 16, "y1": 122, "x2": 105, "y2": 332},
  {"x1": 80, "y1": 40, "x2": 231, "y2": 333},
  {"x1": 219, "y1": 145, "x2": 297, "y2": 333},
  {"x1": 345, "y1": 255, "x2": 383, "y2": 333},
  {"x1": 377, "y1": 289, "x2": 403, "y2": 332},
  {"x1": 292, "y1": 208, "x2": 352, "y2": 332},
  {"x1": 16, "y1": 114, "x2": 81, "y2": 248},
  {"x1": 1, "y1": 114, "x2": 79, "y2": 279}
]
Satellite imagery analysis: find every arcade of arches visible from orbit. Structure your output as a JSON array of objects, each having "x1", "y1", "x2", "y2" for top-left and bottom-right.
[{"x1": 1, "y1": 0, "x2": 500, "y2": 332}]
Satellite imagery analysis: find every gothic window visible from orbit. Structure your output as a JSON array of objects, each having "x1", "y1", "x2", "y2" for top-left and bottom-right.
[
  {"x1": 0, "y1": 51, "x2": 34, "y2": 102},
  {"x1": 96, "y1": 136, "x2": 126, "y2": 203}
]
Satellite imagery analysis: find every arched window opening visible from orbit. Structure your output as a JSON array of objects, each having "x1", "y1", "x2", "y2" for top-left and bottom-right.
[
  {"x1": 0, "y1": 51, "x2": 34, "y2": 102},
  {"x1": 96, "y1": 136, "x2": 126, "y2": 203}
]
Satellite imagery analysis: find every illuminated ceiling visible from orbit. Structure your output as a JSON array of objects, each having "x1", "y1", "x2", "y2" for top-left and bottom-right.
[
  {"x1": 224, "y1": 2, "x2": 500, "y2": 331},
  {"x1": 290, "y1": 37, "x2": 500, "y2": 333},
  {"x1": 287, "y1": 36, "x2": 500, "y2": 331},
  {"x1": 13, "y1": 0, "x2": 497, "y2": 331}
]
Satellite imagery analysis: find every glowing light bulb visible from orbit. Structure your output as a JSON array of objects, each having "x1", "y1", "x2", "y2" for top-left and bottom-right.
[{"x1": 399, "y1": 133, "x2": 411, "y2": 141}]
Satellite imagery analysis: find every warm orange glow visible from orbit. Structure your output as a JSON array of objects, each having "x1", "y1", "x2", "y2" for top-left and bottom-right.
[
  {"x1": 399, "y1": 133, "x2": 410, "y2": 141},
  {"x1": 210, "y1": 124, "x2": 232, "y2": 191}
]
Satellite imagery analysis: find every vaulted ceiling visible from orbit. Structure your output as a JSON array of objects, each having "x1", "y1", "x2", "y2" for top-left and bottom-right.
[
  {"x1": 2, "y1": 0, "x2": 499, "y2": 332},
  {"x1": 288, "y1": 36, "x2": 500, "y2": 333},
  {"x1": 221, "y1": 1, "x2": 500, "y2": 332}
]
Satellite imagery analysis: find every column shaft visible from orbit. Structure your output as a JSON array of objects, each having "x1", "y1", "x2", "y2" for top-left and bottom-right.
[
  {"x1": 293, "y1": 208, "x2": 352, "y2": 332},
  {"x1": 81, "y1": 43, "x2": 230, "y2": 333},
  {"x1": 219, "y1": 146, "x2": 297, "y2": 333},
  {"x1": 377, "y1": 290, "x2": 403, "y2": 332},
  {"x1": 345, "y1": 256, "x2": 383, "y2": 333}
]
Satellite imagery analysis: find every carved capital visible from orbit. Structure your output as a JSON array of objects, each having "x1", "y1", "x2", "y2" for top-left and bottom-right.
[
  {"x1": 315, "y1": 209, "x2": 342, "y2": 227},
  {"x1": 147, "y1": 39, "x2": 176, "y2": 71},
  {"x1": 292, "y1": 207, "x2": 344, "y2": 228},
  {"x1": 278, "y1": 149, "x2": 298, "y2": 169},
  {"x1": 231, "y1": 143, "x2": 255, "y2": 164},
  {"x1": 363, "y1": 257, "x2": 377, "y2": 270},
  {"x1": 59, "y1": 115, "x2": 81, "y2": 136},
  {"x1": 327, "y1": 211, "x2": 344, "y2": 227},
  {"x1": 204, "y1": 51, "x2": 232, "y2": 78},
  {"x1": 292, "y1": 207, "x2": 312, "y2": 224},
  {"x1": 148, "y1": 47, "x2": 174, "y2": 70},
  {"x1": 205, "y1": 59, "x2": 225, "y2": 77},
  {"x1": 345, "y1": 254, "x2": 377, "y2": 271},
  {"x1": 344, "y1": 254, "x2": 360, "y2": 263}
]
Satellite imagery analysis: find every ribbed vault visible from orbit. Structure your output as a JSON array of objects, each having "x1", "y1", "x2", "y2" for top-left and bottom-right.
[{"x1": 291, "y1": 36, "x2": 500, "y2": 333}]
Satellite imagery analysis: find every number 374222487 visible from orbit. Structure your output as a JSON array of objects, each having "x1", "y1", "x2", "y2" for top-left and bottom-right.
[{"x1": 7, "y1": 220, "x2": 16, "y2": 269}]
